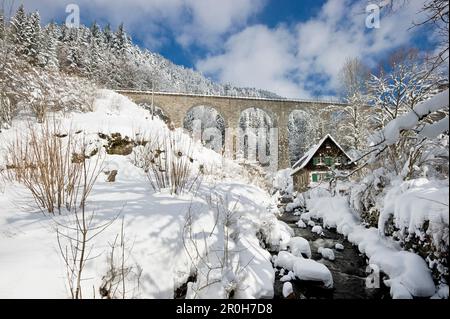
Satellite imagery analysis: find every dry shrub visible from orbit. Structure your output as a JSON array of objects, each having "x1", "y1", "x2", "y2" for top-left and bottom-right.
[
  {"x1": 3, "y1": 119, "x2": 101, "y2": 214},
  {"x1": 133, "y1": 131, "x2": 201, "y2": 195}
]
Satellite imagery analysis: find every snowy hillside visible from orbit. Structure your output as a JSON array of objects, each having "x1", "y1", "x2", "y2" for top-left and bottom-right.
[{"x1": 0, "y1": 90, "x2": 291, "y2": 299}]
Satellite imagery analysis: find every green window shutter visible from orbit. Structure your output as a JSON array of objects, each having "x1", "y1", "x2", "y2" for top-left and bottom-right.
[
  {"x1": 313, "y1": 157, "x2": 318, "y2": 165},
  {"x1": 312, "y1": 173, "x2": 318, "y2": 182},
  {"x1": 325, "y1": 157, "x2": 332, "y2": 166}
]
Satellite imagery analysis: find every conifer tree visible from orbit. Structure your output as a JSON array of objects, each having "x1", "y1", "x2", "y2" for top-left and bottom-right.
[
  {"x1": 90, "y1": 22, "x2": 102, "y2": 43},
  {"x1": 10, "y1": 5, "x2": 28, "y2": 56},
  {"x1": 112, "y1": 23, "x2": 130, "y2": 56},
  {"x1": 103, "y1": 23, "x2": 113, "y2": 46},
  {"x1": 26, "y1": 11, "x2": 42, "y2": 66},
  {"x1": 42, "y1": 22, "x2": 59, "y2": 69}
]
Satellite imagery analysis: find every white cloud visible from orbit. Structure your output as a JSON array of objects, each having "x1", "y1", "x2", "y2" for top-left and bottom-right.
[
  {"x1": 14, "y1": 0, "x2": 265, "y2": 50},
  {"x1": 197, "y1": 0, "x2": 430, "y2": 98},
  {"x1": 177, "y1": 0, "x2": 266, "y2": 48},
  {"x1": 197, "y1": 25, "x2": 310, "y2": 98}
]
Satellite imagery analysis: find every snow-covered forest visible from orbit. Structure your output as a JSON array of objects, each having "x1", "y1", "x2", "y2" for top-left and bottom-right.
[
  {"x1": 0, "y1": 0, "x2": 449, "y2": 301},
  {"x1": 0, "y1": 4, "x2": 280, "y2": 131}
]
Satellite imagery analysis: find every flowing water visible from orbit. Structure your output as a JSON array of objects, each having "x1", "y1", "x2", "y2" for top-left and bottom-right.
[{"x1": 273, "y1": 213, "x2": 391, "y2": 299}]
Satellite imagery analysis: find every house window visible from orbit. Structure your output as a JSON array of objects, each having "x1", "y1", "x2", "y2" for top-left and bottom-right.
[
  {"x1": 324, "y1": 157, "x2": 333, "y2": 166},
  {"x1": 311, "y1": 172, "x2": 332, "y2": 183},
  {"x1": 313, "y1": 156, "x2": 324, "y2": 166}
]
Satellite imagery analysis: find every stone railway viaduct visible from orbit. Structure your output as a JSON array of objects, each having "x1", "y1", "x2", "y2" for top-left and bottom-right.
[{"x1": 117, "y1": 90, "x2": 346, "y2": 169}]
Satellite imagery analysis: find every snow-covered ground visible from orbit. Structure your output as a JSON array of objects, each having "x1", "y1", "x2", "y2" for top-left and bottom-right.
[{"x1": 0, "y1": 90, "x2": 291, "y2": 299}]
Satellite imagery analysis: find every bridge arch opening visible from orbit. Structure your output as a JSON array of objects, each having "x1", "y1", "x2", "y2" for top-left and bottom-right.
[
  {"x1": 238, "y1": 107, "x2": 275, "y2": 166},
  {"x1": 183, "y1": 105, "x2": 226, "y2": 153},
  {"x1": 288, "y1": 110, "x2": 316, "y2": 166}
]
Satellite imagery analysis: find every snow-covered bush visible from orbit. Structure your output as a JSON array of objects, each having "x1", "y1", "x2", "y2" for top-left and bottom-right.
[
  {"x1": 272, "y1": 168, "x2": 293, "y2": 195},
  {"x1": 238, "y1": 161, "x2": 273, "y2": 192},
  {"x1": 349, "y1": 168, "x2": 391, "y2": 226},
  {"x1": 285, "y1": 196, "x2": 305, "y2": 213}
]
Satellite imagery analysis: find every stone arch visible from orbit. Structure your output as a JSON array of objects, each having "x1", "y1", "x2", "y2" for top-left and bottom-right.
[
  {"x1": 287, "y1": 109, "x2": 316, "y2": 166},
  {"x1": 183, "y1": 105, "x2": 226, "y2": 153},
  {"x1": 238, "y1": 107, "x2": 276, "y2": 166}
]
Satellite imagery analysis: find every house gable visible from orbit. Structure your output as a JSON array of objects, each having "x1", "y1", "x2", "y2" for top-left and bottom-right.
[{"x1": 291, "y1": 134, "x2": 355, "y2": 176}]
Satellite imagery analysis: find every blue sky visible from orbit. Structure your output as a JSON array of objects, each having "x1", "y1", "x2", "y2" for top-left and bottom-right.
[{"x1": 12, "y1": 0, "x2": 439, "y2": 98}]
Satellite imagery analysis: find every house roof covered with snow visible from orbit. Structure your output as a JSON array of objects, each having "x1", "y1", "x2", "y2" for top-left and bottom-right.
[{"x1": 291, "y1": 134, "x2": 354, "y2": 176}]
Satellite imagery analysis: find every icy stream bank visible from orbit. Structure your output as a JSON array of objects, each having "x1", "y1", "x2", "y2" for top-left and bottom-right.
[{"x1": 272, "y1": 214, "x2": 391, "y2": 299}]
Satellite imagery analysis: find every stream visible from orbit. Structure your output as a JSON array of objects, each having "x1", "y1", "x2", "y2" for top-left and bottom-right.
[{"x1": 273, "y1": 213, "x2": 391, "y2": 299}]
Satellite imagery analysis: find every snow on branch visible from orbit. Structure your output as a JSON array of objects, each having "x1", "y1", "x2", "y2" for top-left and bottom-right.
[{"x1": 380, "y1": 89, "x2": 449, "y2": 145}]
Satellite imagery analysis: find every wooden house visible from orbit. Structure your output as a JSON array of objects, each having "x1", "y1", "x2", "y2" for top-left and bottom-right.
[{"x1": 291, "y1": 134, "x2": 355, "y2": 192}]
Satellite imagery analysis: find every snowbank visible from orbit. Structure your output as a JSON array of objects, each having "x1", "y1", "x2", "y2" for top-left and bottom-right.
[
  {"x1": 307, "y1": 194, "x2": 437, "y2": 298},
  {"x1": 379, "y1": 178, "x2": 449, "y2": 251}
]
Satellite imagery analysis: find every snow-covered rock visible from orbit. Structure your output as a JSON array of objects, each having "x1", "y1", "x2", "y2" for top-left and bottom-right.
[
  {"x1": 274, "y1": 251, "x2": 333, "y2": 288},
  {"x1": 288, "y1": 237, "x2": 311, "y2": 258},
  {"x1": 274, "y1": 251, "x2": 296, "y2": 270},
  {"x1": 300, "y1": 212, "x2": 311, "y2": 222},
  {"x1": 282, "y1": 282, "x2": 294, "y2": 298},
  {"x1": 260, "y1": 219, "x2": 293, "y2": 251},
  {"x1": 431, "y1": 284, "x2": 449, "y2": 299},
  {"x1": 311, "y1": 225, "x2": 323, "y2": 235},
  {"x1": 285, "y1": 196, "x2": 304, "y2": 213},
  {"x1": 292, "y1": 258, "x2": 333, "y2": 288},
  {"x1": 296, "y1": 220, "x2": 306, "y2": 228},
  {"x1": 318, "y1": 247, "x2": 335, "y2": 261},
  {"x1": 280, "y1": 271, "x2": 295, "y2": 282},
  {"x1": 335, "y1": 243, "x2": 344, "y2": 251}
]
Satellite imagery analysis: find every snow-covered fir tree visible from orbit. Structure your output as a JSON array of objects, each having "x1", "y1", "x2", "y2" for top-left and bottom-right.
[{"x1": 9, "y1": 4, "x2": 28, "y2": 56}]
